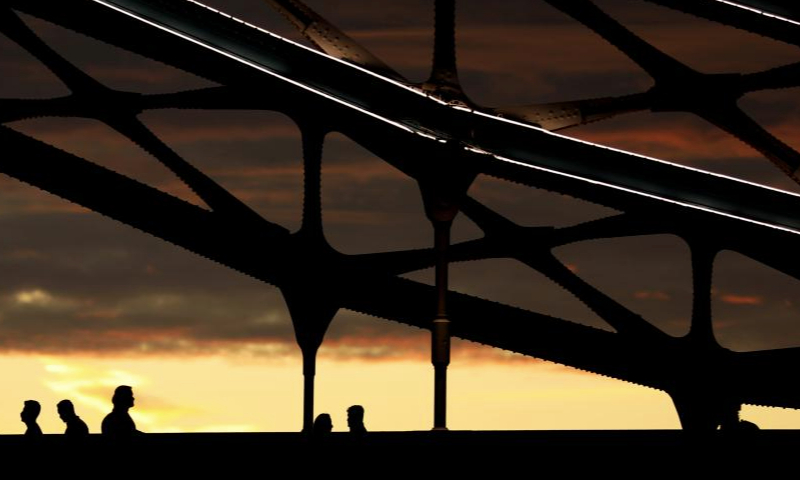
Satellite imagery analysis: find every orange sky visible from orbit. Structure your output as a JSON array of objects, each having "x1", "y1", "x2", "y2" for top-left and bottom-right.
[{"x1": 4, "y1": 344, "x2": 800, "y2": 434}]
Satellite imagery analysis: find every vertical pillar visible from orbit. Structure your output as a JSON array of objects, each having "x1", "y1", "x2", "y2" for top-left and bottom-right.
[
  {"x1": 429, "y1": 0, "x2": 459, "y2": 88},
  {"x1": 300, "y1": 347, "x2": 324, "y2": 433},
  {"x1": 671, "y1": 237, "x2": 724, "y2": 433},
  {"x1": 421, "y1": 183, "x2": 462, "y2": 431},
  {"x1": 286, "y1": 121, "x2": 337, "y2": 434},
  {"x1": 688, "y1": 241, "x2": 717, "y2": 345},
  {"x1": 302, "y1": 348, "x2": 317, "y2": 432},
  {"x1": 300, "y1": 124, "x2": 325, "y2": 239},
  {"x1": 286, "y1": 300, "x2": 336, "y2": 434},
  {"x1": 426, "y1": 0, "x2": 466, "y2": 103},
  {"x1": 424, "y1": 0, "x2": 465, "y2": 426},
  {"x1": 432, "y1": 217, "x2": 453, "y2": 430}
]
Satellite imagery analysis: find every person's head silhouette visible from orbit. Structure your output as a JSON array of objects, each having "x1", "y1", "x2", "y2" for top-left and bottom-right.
[
  {"x1": 112, "y1": 385, "x2": 135, "y2": 410},
  {"x1": 21, "y1": 400, "x2": 40, "y2": 424},
  {"x1": 312, "y1": 413, "x2": 332, "y2": 435},
  {"x1": 347, "y1": 404, "x2": 367, "y2": 434},
  {"x1": 57, "y1": 399, "x2": 77, "y2": 422},
  {"x1": 21, "y1": 400, "x2": 42, "y2": 435}
]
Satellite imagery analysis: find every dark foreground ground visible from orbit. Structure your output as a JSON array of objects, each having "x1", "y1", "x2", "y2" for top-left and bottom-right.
[{"x1": 1, "y1": 430, "x2": 795, "y2": 474}]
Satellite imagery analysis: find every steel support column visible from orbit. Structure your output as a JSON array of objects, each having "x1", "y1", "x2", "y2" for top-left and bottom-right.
[{"x1": 432, "y1": 216, "x2": 453, "y2": 430}]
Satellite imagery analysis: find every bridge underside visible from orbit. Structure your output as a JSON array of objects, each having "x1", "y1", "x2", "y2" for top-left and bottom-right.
[{"x1": 1, "y1": 0, "x2": 799, "y2": 433}]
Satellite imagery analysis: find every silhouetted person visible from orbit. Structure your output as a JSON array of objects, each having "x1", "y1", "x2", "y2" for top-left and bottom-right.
[
  {"x1": 57, "y1": 399, "x2": 89, "y2": 436},
  {"x1": 21, "y1": 400, "x2": 42, "y2": 436},
  {"x1": 719, "y1": 401, "x2": 759, "y2": 434},
  {"x1": 347, "y1": 405, "x2": 367, "y2": 436},
  {"x1": 102, "y1": 385, "x2": 141, "y2": 437},
  {"x1": 312, "y1": 413, "x2": 333, "y2": 438}
]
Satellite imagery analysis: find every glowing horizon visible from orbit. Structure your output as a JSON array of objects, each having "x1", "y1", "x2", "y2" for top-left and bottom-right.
[{"x1": 4, "y1": 346, "x2": 800, "y2": 435}]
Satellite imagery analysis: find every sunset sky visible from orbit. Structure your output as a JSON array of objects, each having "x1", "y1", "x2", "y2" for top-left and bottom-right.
[{"x1": 1, "y1": 0, "x2": 800, "y2": 434}]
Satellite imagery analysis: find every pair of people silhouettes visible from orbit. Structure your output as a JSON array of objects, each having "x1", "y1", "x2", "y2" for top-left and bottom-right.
[
  {"x1": 312, "y1": 405, "x2": 367, "y2": 436},
  {"x1": 21, "y1": 399, "x2": 88, "y2": 436}
]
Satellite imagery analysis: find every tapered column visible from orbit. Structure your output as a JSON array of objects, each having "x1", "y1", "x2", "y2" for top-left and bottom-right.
[
  {"x1": 286, "y1": 122, "x2": 337, "y2": 433},
  {"x1": 421, "y1": 182, "x2": 462, "y2": 431}
]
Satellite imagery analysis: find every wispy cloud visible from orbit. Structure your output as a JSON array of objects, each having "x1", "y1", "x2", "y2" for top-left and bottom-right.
[
  {"x1": 41, "y1": 359, "x2": 210, "y2": 431},
  {"x1": 634, "y1": 290, "x2": 671, "y2": 301},
  {"x1": 720, "y1": 294, "x2": 763, "y2": 306}
]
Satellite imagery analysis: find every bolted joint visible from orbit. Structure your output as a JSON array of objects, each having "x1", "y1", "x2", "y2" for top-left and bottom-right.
[
  {"x1": 421, "y1": 187, "x2": 462, "y2": 224},
  {"x1": 426, "y1": 200, "x2": 459, "y2": 224}
]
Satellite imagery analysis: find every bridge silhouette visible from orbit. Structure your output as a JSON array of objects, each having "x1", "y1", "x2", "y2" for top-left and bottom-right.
[{"x1": 1, "y1": 0, "x2": 800, "y2": 439}]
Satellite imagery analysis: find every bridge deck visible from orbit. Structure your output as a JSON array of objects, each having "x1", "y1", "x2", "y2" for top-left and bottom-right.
[{"x1": 2, "y1": 430, "x2": 797, "y2": 473}]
